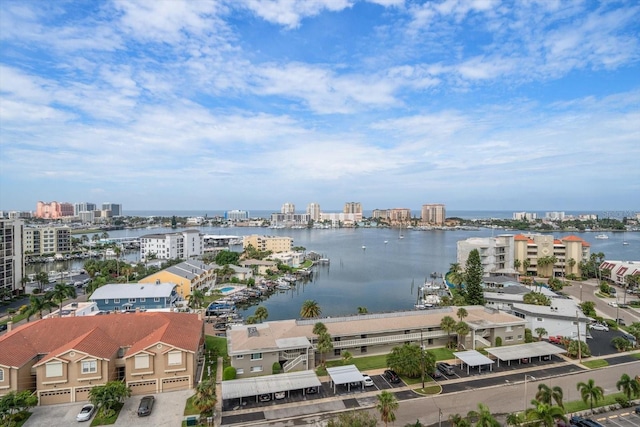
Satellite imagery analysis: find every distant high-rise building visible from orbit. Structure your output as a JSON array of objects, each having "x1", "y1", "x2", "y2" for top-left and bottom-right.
[
  {"x1": 74, "y1": 202, "x2": 97, "y2": 216},
  {"x1": 0, "y1": 219, "x2": 24, "y2": 295},
  {"x1": 343, "y1": 202, "x2": 362, "y2": 215},
  {"x1": 225, "y1": 210, "x2": 249, "y2": 221},
  {"x1": 513, "y1": 212, "x2": 537, "y2": 221},
  {"x1": 545, "y1": 212, "x2": 565, "y2": 221},
  {"x1": 101, "y1": 203, "x2": 122, "y2": 217},
  {"x1": 307, "y1": 203, "x2": 321, "y2": 222},
  {"x1": 35, "y1": 201, "x2": 74, "y2": 219},
  {"x1": 389, "y1": 208, "x2": 412, "y2": 222},
  {"x1": 281, "y1": 203, "x2": 295, "y2": 214},
  {"x1": 422, "y1": 204, "x2": 446, "y2": 225}
]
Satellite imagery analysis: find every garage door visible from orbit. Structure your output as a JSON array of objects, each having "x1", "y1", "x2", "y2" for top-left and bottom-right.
[
  {"x1": 75, "y1": 386, "x2": 92, "y2": 402},
  {"x1": 162, "y1": 376, "x2": 190, "y2": 392},
  {"x1": 129, "y1": 379, "x2": 157, "y2": 395},
  {"x1": 39, "y1": 389, "x2": 72, "y2": 405}
]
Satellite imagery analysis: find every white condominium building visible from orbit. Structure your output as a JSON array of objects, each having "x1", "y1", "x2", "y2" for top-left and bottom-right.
[
  {"x1": 139, "y1": 229, "x2": 203, "y2": 261},
  {"x1": 0, "y1": 219, "x2": 24, "y2": 294},
  {"x1": 306, "y1": 203, "x2": 321, "y2": 222},
  {"x1": 457, "y1": 235, "x2": 516, "y2": 277},
  {"x1": 24, "y1": 226, "x2": 71, "y2": 255},
  {"x1": 281, "y1": 203, "x2": 295, "y2": 214}
]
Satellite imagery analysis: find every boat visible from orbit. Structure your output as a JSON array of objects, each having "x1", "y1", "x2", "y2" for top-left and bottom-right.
[
  {"x1": 362, "y1": 245, "x2": 366, "y2": 250},
  {"x1": 594, "y1": 234, "x2": 609, "y2": 239},
  {"x1": 384, "y1": 240, "x2": 388, "y2": 244}
]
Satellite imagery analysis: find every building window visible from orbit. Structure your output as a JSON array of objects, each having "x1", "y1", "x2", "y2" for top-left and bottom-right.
[
  {"x1": 236, "y1": 355, "x2": 244, "y2": 359},
  {"x1": 114, "y1": 299, "x2": 120, "y2": 303},
  {"x1": 140, "y1": 298, "x2": 146, "y2": 302},
  {"x1": 168, "y1": 351, "x2": 182, "y2": 366},
  {"x1": 236, "y1": 368, "x2": 244, "y2": 375},
  {"x1": 250, "y1": 353, "x2": 262, "y2": 360},
  {"x1": 505, "y1": 336, "x2": 514, "y2": 341},
  {"x1": 46, "y1": 361, "x2": 63, "y2": 378},
  {"x1": 0, "y1": 368, "x2": 3, "y2": 382},
  {"x1": 104, "y1": 299, "x2": 109, "y2": 304},
  {"x1": 128, "y1": 298, "x2": 136, "y2": 303},
  {"x1": 505, "y1": 326, "x2": 513, "y2": 332},
  {"x1": 154, "y1": 297, "x2": 160, "y2": 302},
  {"x1": 135, "y1": 354, "x2": 150, "y2": 369},
  {"x1": 334, "y1": 349, "x2": 341, "y2": 356},
  {"x1": 517, "y1": 335, "x2": 523, "y2": 339},
  {"x1": 250, "y1": 366, "x2": 263, "y2": 373},
  {"x1": 82, "y1": 360, "x2": 97, "y2": 374},
  {"x1": 361, "y1": 346, "x2": 367, "y2": 353},
  {"x1": 536, "y1": 318, "x2": 543, "y2": 322}
]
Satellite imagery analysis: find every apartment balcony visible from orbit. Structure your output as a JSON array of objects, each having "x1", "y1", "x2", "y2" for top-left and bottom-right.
[{"x1": 320, "y1": 330, "x2": 447, "y2": 350}]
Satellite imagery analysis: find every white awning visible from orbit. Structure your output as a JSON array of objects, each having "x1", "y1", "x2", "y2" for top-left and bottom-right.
[
  {"x1": 453, "y1": 350, "x2": 495, "y2": 367},
  {"x1": 326, "y1": 365, "x2": 364, "y2": 385},
  {"x1": 485, "y1": 341, "x2": 566, "y2": 366},
  {"x1": 222, "y1": 370, "x2": 321, "y2": 400}
]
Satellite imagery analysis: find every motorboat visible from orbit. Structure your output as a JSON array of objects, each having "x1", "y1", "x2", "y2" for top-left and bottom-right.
[{"x1": 594, "y1": 234, "x2": 609, "y2": 239}]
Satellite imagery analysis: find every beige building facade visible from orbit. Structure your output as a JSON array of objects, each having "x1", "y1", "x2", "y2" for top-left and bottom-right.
[
  {"x1": 513, "y1": 233, "x2": 590, "y2": 277},
  {"x1": 243, "y1": 235, "x2": 293, "y2": 253}
]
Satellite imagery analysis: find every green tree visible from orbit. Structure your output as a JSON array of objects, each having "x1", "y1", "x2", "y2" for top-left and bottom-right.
[
  {"x1": 535, "y1": 327, "x2": 548, "y2": 341},
  {"x1": 316, "y1": 331, "x2": 333, "y2": 367},
  {"x1": 376, "y1": 390, "x2": 398, "y2": 427},
  {"x1": 35, "y1": 271, "x2": 49, "y2": 292},
  {"x1": 313, "y1": 322, "x2": 327, "y2": 336},
  {"x1": 448, "y1": 263, "x2": 464, "y2": 289},
  {"x1": 223, "y1": 366, "x2": 237, "y2": 380},
  {"x1": 440, "y1": 315, "x2": 457, "y2": 349},
  {"x1": 449, "y1": 413, "x2": 471, "y2": 427},
  {"x1": 88, "y1": 381, "x2": 131, "y2": 418},
  {"x1": 468, "y1": 403, "x2": 500, "y2": 427},
  {"x1": 505, "y1": 412, "x2": 525, "y2": 426},
  {"x1": 300, "y1": 300, "x2": 321, "y2": 318},
  {"x1": 341, "y1": 350, "x2": 353, "y2": 365},
  {"x1": 616, "y1": 373, "x2": 640, "y2": 402},
  {"x1": 576, "y1": 379, "x2": 604, "y2": 413},
  {"x1": 215, "y1": 250, "x2": 241, "y2": 266},
  {"x1": 192, "y1": 378, "x2": 217, "y2": 415},
  {"x1": 525, "y1": 400, "x2": 567, "y2": 427},
  {"x1": 626, "y1": 322, "x2": 640, "y2": 344},
  {"x1": 326, "y1": 410, "x2": 378, "y2": 427},
  {"x1": 386, "y1": 344, "x2": 435, "y2": 379},
  {"x1": 0, "y1": 390, "x2": 38, "y2": 425},
  {"x1": 25, "y1": 294, "x2": 56, "y2": 320},
  {"x1": 254, "y1": 306, "x2": 269, "y2": 323},
  {"x1": 464, "y1": 249, "x2": 485, "y2": 305},
  {"x1": 357, "y1": 306, "x2": 368, "y2": 314},
  {"x1": 567, "y1": 340, "x2": 591, "y2": 358},
  {"x1": 535, "y1": 383, "x2": 564, "y2": 409},
  {"x1": 456, "y1": 321, "x2": 470, "y2": 350},
  {"x1": 50, "y1": 283, "x2": 76, "y2": 317},
  {"x1": 186, "y1": 289, "x2": 205, "y2": 310},
  {"x1": 456, "y1": 307, "x2": 468, "y2": 322}
]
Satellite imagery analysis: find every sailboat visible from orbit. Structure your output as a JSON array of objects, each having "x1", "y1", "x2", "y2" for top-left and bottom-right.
[
  {"x1": 623, "y1": 232, "x2": 629, "y2": 245},
  {"x1": 399, "y1": 224, "x2": 404, "y2": 239}
]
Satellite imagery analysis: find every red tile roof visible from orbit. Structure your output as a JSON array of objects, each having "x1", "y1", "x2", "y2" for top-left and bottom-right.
[
  {"x1": 0, "y1": 312, "x2": 202, "y2": 368},
  {"x1": 514, "y1": 234, "x2": 528, "y2": 241}
]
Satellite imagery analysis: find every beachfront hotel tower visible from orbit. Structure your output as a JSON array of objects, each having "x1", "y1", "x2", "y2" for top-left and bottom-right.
[{"x1": 421, "y1": 204, "x2": 446, "y2": 225}]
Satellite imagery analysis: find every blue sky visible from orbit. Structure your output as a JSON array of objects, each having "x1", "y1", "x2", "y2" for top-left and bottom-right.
[{"x1": 1, "y1": 0, "x2": 639, "y2": 213}]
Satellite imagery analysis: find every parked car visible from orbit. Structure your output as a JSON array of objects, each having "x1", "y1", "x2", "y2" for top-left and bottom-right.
[
  {"x1": 430, "y1": 369, "x2": 443, "y2": 379},
  {"x1": 0, "y1": 324, "x2": 7, "y2": 332},
  {"x1": 608, "y1": 301, "x2": 618, "y2": 307},
  {"x1": 305, "y1": 387, "x2": 318, "y2": 394},
  {"x1": 76, "y1": 403, "x2": 96, "y2": 422},
  {"x1": 589, "y1": 323, "x2": 609, "y2": 331},
  {"x1": 616, "y1": 318, "x2": 627, "y2": 326},
  {"x1": 437, "y1": 362, "x2": 455, "y2": 376},
  {"x1": 274, "y1": 391, "x2": 286, "y2": 400},
  {"x1": 383, "y1": 369, "x2": 400, "y2": 383},
  {"x1": 635, "y1": 406, "x2": 640, "y2": 415},
  {"x1": 362, "y1": 374, "x2": 374, "y2": 387},
  {"x1": 548, "y1": 335, "x2": 563, "y2": 344},
  {"x1": 137, "y1": 395, "x2": 155, "y2": 417}
]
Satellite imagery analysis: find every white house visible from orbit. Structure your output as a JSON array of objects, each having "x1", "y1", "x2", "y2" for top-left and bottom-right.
[
  {"x1": 140, "y1": 230, "x2": 203, "y2": 261},
  {"x1": 511, "y1": 298, "x2": 589, "y2": 342}
]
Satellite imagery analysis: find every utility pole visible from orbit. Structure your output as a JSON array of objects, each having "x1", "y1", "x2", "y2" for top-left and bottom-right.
[{"x1": 576, "y1": 310, "x2": 582, "y2": 363}]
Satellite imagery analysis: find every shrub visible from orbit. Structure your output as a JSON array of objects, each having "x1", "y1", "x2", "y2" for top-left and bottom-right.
[
  {"x1": 223, "y1": 366, "x2": 236, "y2": 380},
  {"x1": 495, "y1": 337, "x2": 502, "y2": 347},
  {"x1": 272, "y1": 362, "x2": 282, "y2": 374}
]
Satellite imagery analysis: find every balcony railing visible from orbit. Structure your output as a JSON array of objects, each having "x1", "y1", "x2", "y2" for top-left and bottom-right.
[{"x1": 315, "y1": 330, "x2": 448, "y2": 350}]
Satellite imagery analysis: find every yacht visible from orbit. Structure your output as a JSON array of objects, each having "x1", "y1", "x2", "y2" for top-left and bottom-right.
[{"x1": 594, "y1": 234, "x2": 609, "y2": 239}]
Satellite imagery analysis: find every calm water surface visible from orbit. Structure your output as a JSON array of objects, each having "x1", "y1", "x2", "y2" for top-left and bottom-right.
[{"x1": 29, "y1": 226, "x2": 639, "y2": 321}]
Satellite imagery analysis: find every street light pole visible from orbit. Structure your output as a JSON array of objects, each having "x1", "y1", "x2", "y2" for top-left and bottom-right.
[{"x1": 524, "y1": 374, "x2": 536, "y2": 413}]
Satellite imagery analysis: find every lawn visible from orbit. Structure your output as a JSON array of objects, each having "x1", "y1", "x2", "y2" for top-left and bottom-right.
[
  {"x1": 564, "y1": 392, "x2": 628, "y2": 413},
  {"x1": 324, "y1": 354, "x2": 388, "y2": 372},
  {"x1": 582, "y1": 359, "x2": 609, "y2": 369},
  {"x1": 90, "y1": 403, "x2": 124, "y2": 426},
  {"x1": 204, "y1": 335, "x2": 229, "y2": 380},
  {"x1": 428, "y1": 347, "x2": 456, "y2": 361}
]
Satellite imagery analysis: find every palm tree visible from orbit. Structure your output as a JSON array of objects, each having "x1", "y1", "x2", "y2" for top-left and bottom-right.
[
  {"x1": 535, "y1": 327, "x2": 548, "y2": 341},
  {"x1": 449, "y1": 263, "x2": 464, "y2": 289},
  {"x1": 513, "y1": 259, "x2": 522, "y2": 273},
  {"x1": 300, "y1": 300, "x2": 321, "y2": 319},
  {"x1": 316, "y1": 331, "x2": 333, "y2": 367},
  {"x1": 535, "y1": 383, "x2": 564, "y2": 409},
  {"x1": 455, "y1": 321, "x2": 470, "y2": 350},
  {"x1": 88, "y1": 381, "x2": 131, "y2": 418},
  {"x1": 187, "y1": 289, "x2": 205, "y2": 310},
  {"x1": 440, "y1": 316, "x2": 457, "y2": 349},
  {"x1": 341, "y1": 350, "x2": 353, "y2": 365},
  {"x1": 522, "y1": 259, "x2": 531, "y2": 275},
  {"x1": 376, "y1": 390, "x2": 398, "y2": 427},
  {"x1": 456, "y1": 307, "x2": 468, "y2": 322},
  {"x1": 616, "y1": 373, "x2": 640, "y2": 402},
  {"x1": 312, "y1": 322, "x2": 327, "y2": 336},
  {"x1": 24, "y1": 294, "x2": 56, "y2": 321},
  {"x1": 50, "y1": 283, "x2": 76, "y2": 316},
  {"x1": 254, "y1": 306, "x2": 269, "y2": 323},
  {"x1": 449, "y1": 413, "x2": 470, "y2": 427},
  {"x1": 192, "y1": 378, "x2": 216, "y2": 415},
  {"x1": 525, "y1": 400, "x2": 567, "y2": 427},
  {"x1": 577, "y1": 379, "x2": 604, "y2": 413},
  {"x1": 35, "y1": 271, "x2": 49, "y2": 292},
  {"x1": 506, "y1": 412, "x2": 525, "y2": 426},
  {"x1": 468, "y1": 403, "x2": 500, "y2": 427}
]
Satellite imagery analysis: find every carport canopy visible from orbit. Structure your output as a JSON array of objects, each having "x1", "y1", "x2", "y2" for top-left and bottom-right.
[
  {"x1": 222, "y1": 370, "x2": 321, "y2": 401},
  {"x1": 485, "y1": 341, "x2": 566, "y2": 366},
  {"x1": 326, "y1": 365, "x2": 364, "y2": 393},
  {"x1": 453, "y1": 350, "x2": 495, "y2": 374}
]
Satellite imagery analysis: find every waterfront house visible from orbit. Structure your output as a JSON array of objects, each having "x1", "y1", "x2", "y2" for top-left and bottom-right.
[
  {"x1": 138, "y1": 260, "x2": 218, "y2": 299},
  {"x1": 227, "y1": 306, "x2": 527, "y2": 378},
  {"x1": 0, "y1": 312, "x2": 204, "y2": 404},
  {"x1": 89, "y1": 283, "x2": 178, "y2": 312},
  {"x1": 510, "y1": 299, "x2": 589, "y2": 341}
]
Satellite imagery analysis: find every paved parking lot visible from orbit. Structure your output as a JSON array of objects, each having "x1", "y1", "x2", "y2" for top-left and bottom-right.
[
  {"x1": 24, "y1": 389, "x2": 192, "y2": 427},
  {"x1": 596, "y1": 407, "x2": 640, "y2": 426}
]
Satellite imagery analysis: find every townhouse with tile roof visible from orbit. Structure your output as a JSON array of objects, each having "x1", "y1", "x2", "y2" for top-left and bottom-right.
[
  {"x1": 227, "y1": 306, "x2": 527, "y2": 378},
  {"x1": 0, "y1": 312, "x2": 204, "y2": 405}
]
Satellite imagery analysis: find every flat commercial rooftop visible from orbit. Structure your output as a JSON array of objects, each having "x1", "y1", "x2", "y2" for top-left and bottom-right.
[{"x1": 222, "y1": 370, "x2": 321, "y2": 400}]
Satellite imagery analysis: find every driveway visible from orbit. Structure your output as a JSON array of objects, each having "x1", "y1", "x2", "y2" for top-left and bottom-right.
[{"x1": 24, "y1": 389, "x2": 193, "y2": 427}]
